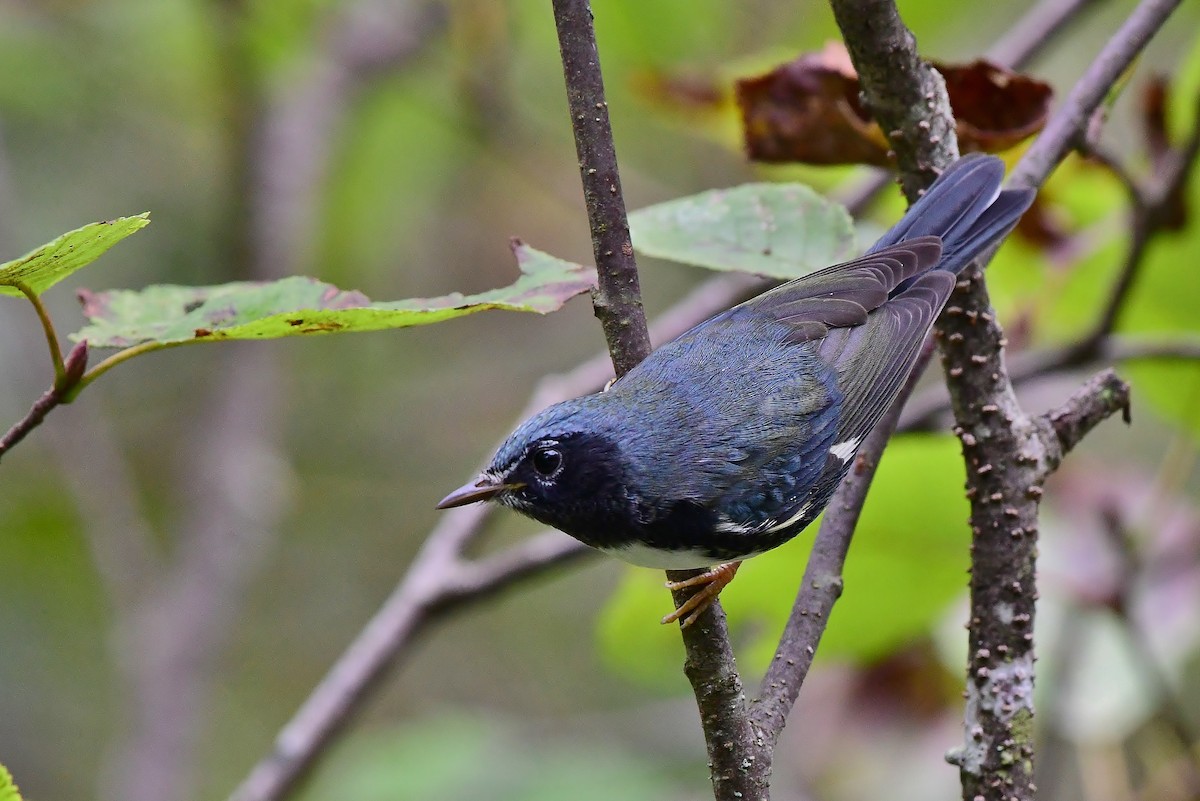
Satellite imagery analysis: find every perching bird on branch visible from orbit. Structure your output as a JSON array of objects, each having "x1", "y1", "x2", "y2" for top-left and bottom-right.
[{"x1": 438, "y1": 154, "x2": 1034, "y2": 627}]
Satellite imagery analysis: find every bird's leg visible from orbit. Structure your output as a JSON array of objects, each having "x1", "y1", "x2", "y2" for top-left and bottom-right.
[{"x1": 661, "y1": 561, "x2": 741, "y2": 628}]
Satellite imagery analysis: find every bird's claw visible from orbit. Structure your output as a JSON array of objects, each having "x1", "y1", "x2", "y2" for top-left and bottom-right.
[{"x1": 661, "y1": 561, "x2": 741, "y2": 628}]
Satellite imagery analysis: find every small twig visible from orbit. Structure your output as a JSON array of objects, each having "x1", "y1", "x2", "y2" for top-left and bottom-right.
[
  {"x1": 0, "y1": 285, "x2": 92, "y2": 460},
  {"x1": 1008, "y1": 0, "x2": 1184, "y2": 191},
  {"x1": 752, "y1": 338, "x2": 934, "y2": 736},
  {"x1": 1044, "y1": 368, "x2": 1132, "y2": 460},
  {"x1": 758, "y1": 0, "x2": 962, "y2": 761},
  {"x1": 553, "y1": 3, "x2": 761, "y2": 796}
]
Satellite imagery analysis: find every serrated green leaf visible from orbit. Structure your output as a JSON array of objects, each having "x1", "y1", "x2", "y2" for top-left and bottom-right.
[
  {"x1": 597, "y1": 436, "x2": 969, "y2": 688},
  {"x1": 0, "y1": 763, "x2": 24, "y2": 801},
  {"x1": 629, "y1": 183, "x2": 856, "y2": 280},
  {"x1": 72, "y1": 243, "x2": 595, "y2": 348},
  {"x1": 0, "y1": 214, "x2": 150, "y2": 297}
]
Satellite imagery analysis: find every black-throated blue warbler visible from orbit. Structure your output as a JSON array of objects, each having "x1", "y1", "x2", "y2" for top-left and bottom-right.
[{"x1": 439, "y1": 155, "x2": 1034, "y2": 626}]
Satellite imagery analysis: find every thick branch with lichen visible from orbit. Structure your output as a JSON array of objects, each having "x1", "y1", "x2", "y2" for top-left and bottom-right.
[
  {"x1": 829, "y1": 0, "x2": 958, "y2": 196},
  {"x1": 825, "y1": 1, "x2": 1174, "y2": 800}
]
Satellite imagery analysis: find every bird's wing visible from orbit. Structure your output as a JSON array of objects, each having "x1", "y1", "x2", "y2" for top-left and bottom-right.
[
  {"x1": 704, "y1": 240, "x2": 956, "y2": 539},
  {"x1": 736, "y1": 236, "x2": 944, "y2": 335},
  {"x1": 741, "y1": 238, "x2": 955, "y2": 447}
]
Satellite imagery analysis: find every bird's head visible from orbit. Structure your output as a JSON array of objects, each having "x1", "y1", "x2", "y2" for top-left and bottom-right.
[{"x1": 436, "y1": 396, "x2": 633, "y2": 538}]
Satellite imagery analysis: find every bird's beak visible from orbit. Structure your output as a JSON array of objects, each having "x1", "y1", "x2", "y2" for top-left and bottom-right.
[{"x1": 436, "y1": 474, "x2": 524, "y2": 509}]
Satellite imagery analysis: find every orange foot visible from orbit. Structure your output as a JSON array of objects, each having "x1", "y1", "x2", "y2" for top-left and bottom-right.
[{"x1": 661, "y1": 561, "x2": 741, "y2": 628}]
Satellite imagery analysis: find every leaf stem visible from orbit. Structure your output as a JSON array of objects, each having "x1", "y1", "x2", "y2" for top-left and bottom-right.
[
  {"x1": 12, "y1": 280, "x2": 67, "y2": 386},
  {"x1": 71, "y1": 341, "x2": 173, "y2": 399}
]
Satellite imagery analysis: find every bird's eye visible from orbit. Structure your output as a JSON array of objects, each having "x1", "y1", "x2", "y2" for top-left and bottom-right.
[{"x1": 531, "y1": 447, "x2": 563, "y2": 477}]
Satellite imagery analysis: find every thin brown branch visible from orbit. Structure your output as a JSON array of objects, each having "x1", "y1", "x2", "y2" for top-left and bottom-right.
[
  {"x1": 0, "y1": 284, "x2": 88, "y2": 461},
  {"x1": 0, "y1": 382, "x2": 70, "y2": 459},
  {"x1": 753, "y1": 338, "x2": 934, "y2": 736},
  {"x1": 553, "y1": 2, "x2": 758, "y2": 796},
  {"x1": 1008, "y1": 0, "x2": 1185, "y2": 191},
  {"x1": 552, "y1": 0, "x2": 651, "y2": 377},
  {"x1": 757, "y1": 0, "x2": 964, "y2": 754}
]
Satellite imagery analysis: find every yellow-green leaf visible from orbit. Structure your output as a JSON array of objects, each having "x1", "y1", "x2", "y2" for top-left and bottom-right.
[
  {"x1": 0, "y1": 763, "x2": 24, "y2": 801},
  {"x1": 0, "y1": 214, "x2": 150, "y2": 297},
  {"x1": 72, "y1": 243, "x2": 595, "y2": 348}
]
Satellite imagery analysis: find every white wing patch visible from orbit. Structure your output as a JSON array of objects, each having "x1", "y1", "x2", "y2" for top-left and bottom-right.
[
  {"x1": 829, "y1": 436, "x2": 861, "y2": 463},
  {"x1": 714, "y1": 516, "x2": 754, "y2": 535},
  {"x1": 764, "y1": 500, "x2": 813, "y2": 533}
]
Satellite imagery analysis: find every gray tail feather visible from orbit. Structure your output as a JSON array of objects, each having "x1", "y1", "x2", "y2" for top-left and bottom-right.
[{"x1": 868, "y1": 154, "x2": 1035, "y2": 276}]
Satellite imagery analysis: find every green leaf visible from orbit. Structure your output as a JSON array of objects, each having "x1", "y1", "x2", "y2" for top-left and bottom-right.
[
  {"x1": 597, "y1": 435, "x2": 969, "y2": 687},
  {"x1": 72, "y1": 243, "x2": 595, "y2": 348},
  {"x1": 0, "y1": 214, "x2": 150, "y2": 297},
  {"x1": 0, "y1": 763, "x2": 24, "y2": 801},
  {"x1": 629, "y1": 183, "x2": 856, "y2": 280}
]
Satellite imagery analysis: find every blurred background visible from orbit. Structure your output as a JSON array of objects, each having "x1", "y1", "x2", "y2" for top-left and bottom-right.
[{"x1": 1, "y1": 1, "x2": 1199, "y2": 800}]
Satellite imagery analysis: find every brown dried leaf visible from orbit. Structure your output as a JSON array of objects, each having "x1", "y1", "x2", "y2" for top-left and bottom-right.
[
  {"x1": 736, "y1": 44, "x2": 889, "y2": 166},
  {"x1": 941, "y1": 59, "x2": 1053, "y2": 153},
  {"x1": 737, "y1": 43, "x2": 1053, "y2": 166}
]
